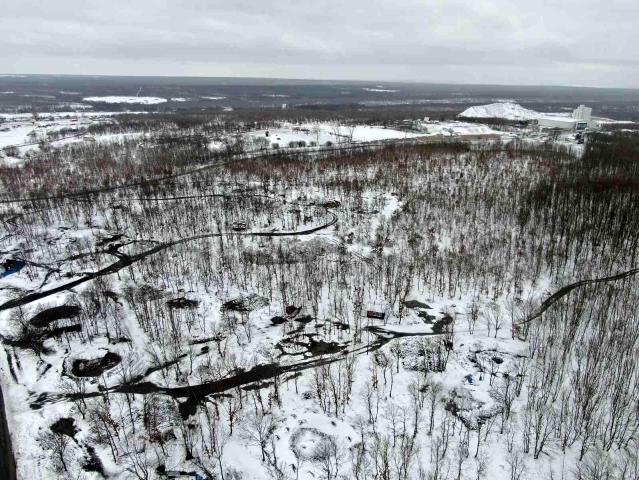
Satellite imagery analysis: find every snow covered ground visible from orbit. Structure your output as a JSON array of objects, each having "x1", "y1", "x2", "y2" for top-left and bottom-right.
[
  {"x1": 418, "y1": 120, "x2": 497, "y2": 136},
  {"x1": 82, "y1": 96, "x2": 168, "y2": 105},
  {"x1": 0, "y1": 111, "x2": 151, "y2": 158},
  {"x1": 458, "y1": 102, "x2": 636, "y2": 127},
  {"x1": 244, "y1": 121, "x2": 500, "y2": 150},
  {"x1": 0, "y1": 115, "x2": 635, "y2": 480},
  {"x1": 245, "y1": 123, "x2": 422, "y2": 148},
  {"x1": 459, "y1": 102, "x2": 542, "y2": 120},
  {"x1": 0, "y1": 117, "x2": 91, "y2": 149}
]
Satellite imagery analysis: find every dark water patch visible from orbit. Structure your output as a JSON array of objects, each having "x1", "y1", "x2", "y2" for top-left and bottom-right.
[
  {"x1": 307, "y1": 339, "x2": 344, "y2": 356},
  {"x1": 71, "y1": 351, "x2": 122, "y2": 377},
  {"x1": 0, "y1": 259, "x2": 25, "y2": 278},
  {"x1": 82, "y1": 446, "x2": 104, "y2": 475},
  {"x1": 50, "y1": 417, "x2": 77, "y2": 439},
  {"x1": 432, "y1": 314, "x2": 453, "y2": 334},
  {"x1": 322, "y1": 200, "x2": 341, "y2": 209},
  {"x1": 166, "y1": 297, "x2": 200, "y2": 309},
  {"x1": 30, "y1": 305, "x2": 81, "y2": 328},
  {"x1": 404, "y1": 299, "x2": 431, "y2": 309},
  {"x1": 178, "y1": 396, "x2": 200, "y2": 420}
]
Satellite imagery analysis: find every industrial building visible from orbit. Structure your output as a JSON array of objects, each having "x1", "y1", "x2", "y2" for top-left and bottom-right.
[{"x1": 537, "y1": 105, "x2": 593, "y2": 131}]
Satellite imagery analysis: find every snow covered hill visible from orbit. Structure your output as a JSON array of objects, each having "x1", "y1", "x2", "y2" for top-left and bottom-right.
[{"x1": 458, "y1": 102, "x2": 541, "y2": 120}]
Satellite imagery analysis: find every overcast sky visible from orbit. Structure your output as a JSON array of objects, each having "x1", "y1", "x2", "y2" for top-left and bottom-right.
[{"x1": 1, "y1": 0, "x2": 637, "y2": 88}]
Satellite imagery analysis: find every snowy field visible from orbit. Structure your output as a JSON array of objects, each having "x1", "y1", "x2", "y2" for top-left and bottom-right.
[
  {"x1": 82, "y1": 96, "x2": 168, "y2": 105},
  {"x1": 244, "y1": 121, "x2": 499, "y2": 150}
]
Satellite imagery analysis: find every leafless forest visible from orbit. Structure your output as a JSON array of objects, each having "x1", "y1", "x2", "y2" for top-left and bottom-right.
[{"x1": 1, "y1": 117, "x2": 638, "y2": 479}]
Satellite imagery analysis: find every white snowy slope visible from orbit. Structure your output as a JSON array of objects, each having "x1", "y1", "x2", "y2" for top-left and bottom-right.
[
  {"x1": 82, "y1": 96, "x2": 168, "y2": 104},
  {"x1": 459, "y1": 102, "x2": 541, "y2": 120}
]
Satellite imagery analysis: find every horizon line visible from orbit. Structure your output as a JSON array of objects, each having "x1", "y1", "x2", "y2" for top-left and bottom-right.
[{"x1": 1, "y1": 72, "x2": 637, "y2": 92}]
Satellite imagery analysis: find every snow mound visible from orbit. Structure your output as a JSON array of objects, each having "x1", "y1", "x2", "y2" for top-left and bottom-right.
[
  {"x1": 83, "y1": 96, "x2": 168, "y2": 105},
  {"x1": 459, "y1": 102, "x2": 540, "y2": 120}
]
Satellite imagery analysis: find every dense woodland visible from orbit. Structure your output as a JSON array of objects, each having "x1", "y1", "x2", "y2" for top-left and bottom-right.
[{"x1": 0, "y1": 119, "x2": 638, "y2": 479}]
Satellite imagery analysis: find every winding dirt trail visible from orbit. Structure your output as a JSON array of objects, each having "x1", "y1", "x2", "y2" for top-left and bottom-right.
[
  {"x1": 0, "y1": 210, "x2": 337, "y2": 312},
  {"x1": 518, "y1": 267, "x2": 639, "y2": 326}
]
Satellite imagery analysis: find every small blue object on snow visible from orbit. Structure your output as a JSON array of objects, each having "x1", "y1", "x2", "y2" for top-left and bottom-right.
[
  {"x1": 465, "y1": 374, "x2": 474, "y2": 385},
  {"x1": 1, "y1": 259, "x2": 25, "y2": 278}
]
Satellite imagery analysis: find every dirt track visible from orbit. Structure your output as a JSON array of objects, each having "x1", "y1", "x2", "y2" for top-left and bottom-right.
[{"x1": 518, "y1": 267, "x2": 639, "y2": 326}]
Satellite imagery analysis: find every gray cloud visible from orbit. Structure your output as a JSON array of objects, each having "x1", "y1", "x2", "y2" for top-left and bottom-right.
[{"x1": 1, "y1": 0, "x2": 637, "y2": 87}]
